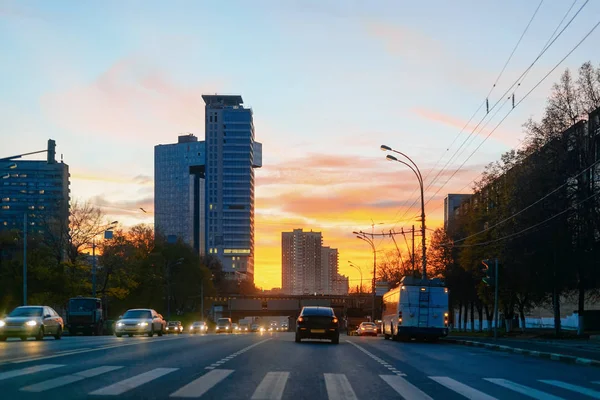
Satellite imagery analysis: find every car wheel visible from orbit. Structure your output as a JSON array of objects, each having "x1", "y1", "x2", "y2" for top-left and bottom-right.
[
  {"x1": 157, "y1": 328, "x2": 163, "y2": 337},
  {"x1": 295, "y1": 332, "x2": 301, "y2": 343},
  {"x1": 128, "y1": 334, "x2": 133, "y2": 337},
  {"x1": 54, "y1": 327, "x2": 62, "y2": 340},
  {"x1": 331, "y1": 335, "x2": 339, "y2": 344},
  {"x1": 148, "y1": 328, "x2": 154, "y2": 337},
  {"x1": 20, "y1": 336, "x2": 27, "y2": 341},
  {"x1": 115, "y1": 333, "x2": 122, "y2": 337},
  {"x1": 0, "y1": 336, "x2": 6, "y2": 341},
  {"x1": 35, "y1": 327, "x2": 44, "y2": 341}
]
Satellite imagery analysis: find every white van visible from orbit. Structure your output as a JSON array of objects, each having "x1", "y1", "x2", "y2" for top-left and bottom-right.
[{"x1": 382, "y1": 276, "x2": 449, "y2": 341}]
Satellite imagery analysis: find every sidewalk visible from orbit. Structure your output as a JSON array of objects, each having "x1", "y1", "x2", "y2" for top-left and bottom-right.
[{"x1": 443, "y1": 335, "x2": 600, "y2": 367}]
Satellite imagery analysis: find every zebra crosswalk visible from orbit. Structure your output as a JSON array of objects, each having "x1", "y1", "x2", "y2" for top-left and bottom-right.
[{"x1": 0, "y1": 362, "x2": 599, "y2": 398}]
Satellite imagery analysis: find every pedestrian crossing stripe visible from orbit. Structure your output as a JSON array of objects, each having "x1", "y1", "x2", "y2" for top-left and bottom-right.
[{"x1": 1, "y1": 363, "x2": 600, "y2": 399}]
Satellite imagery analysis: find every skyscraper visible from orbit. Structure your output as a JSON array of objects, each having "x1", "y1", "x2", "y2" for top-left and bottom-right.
[
  {"x1": 321, "y1": 246, "x2": 339, "y2": 294},
  {"x1": 154, "y1": 134, "x2": 206, "y2": 253},
  {"x1": 202, "y1": 95, "x2": 262, "y2": 281},
  {"x1": 0, "y1": 139, "x2": 69, "y2": 236}
]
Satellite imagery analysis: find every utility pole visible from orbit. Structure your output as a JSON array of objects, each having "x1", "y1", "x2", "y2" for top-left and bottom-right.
[
  {"x1": 23, "y1": 213, "x2": 27, "y2": 306},
  {"x1": 494, "y1": 258, "x2": 499, "y2": 340},
  {"x1": 200, "y1": 278, "x2": 204, "y2": 322},
  {"x1": 412, "y1": 224, "x2": 415, "y2": 273},
  {"x1": 92, "y1": 239, "x2": 97, "y2": 297}
]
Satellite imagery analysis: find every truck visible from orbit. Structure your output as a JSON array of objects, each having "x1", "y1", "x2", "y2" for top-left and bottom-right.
[
  {"x1": 382, "y1": 276, "x2": 449, "y2": 342},
  {"x1": 66, "y1": 296, "x2": 104, "y2": 335}
]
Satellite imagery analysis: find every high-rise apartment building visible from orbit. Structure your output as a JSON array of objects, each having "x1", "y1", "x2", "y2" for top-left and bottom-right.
[
  {"x1": 154, "y1": 134, "x2": 206, "y2": 253},
  {"x1": 282, "y1": 229, "x2": 347, "y2": 295},
  {"x1": 202, "y1": 95, "x2": 262, "y2": 281},
  {"x1": 0, "y1": 139, "x2": 70, "y2": 236},
  {"x1": 282, "y1": 229, "x2": 323, "y2": 295}
]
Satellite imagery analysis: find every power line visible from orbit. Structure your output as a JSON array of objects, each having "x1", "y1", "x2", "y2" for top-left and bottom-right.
[
  {"x1": 391, "y1": 0, "x2": 590, "y2": 228},
  {"x1": 425, "y1": 17, "x2": 600, "y2": 207}
]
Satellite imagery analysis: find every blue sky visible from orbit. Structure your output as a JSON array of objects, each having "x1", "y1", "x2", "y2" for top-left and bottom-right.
[{"x1": 1, "y1": 0, "x2": 599, "y2": 288}]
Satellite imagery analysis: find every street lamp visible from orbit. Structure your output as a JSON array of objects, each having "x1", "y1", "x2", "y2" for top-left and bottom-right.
[
  {"x1": 348, "y1": 261, "x2": 363, "y2": 293},
  {"x1": 381, "y1": 144, "x2": 427, "y2": 280},
  {"x1": 91, "y1": 221, "x2": 119, "y2": 298},
  {"x1": 353, "y1": 231, "x2": 377, "y2": 321}
]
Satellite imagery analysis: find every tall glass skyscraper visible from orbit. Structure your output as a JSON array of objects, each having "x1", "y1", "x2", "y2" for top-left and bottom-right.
[
  {"x1": 202, "y1": 95, "x2": 262, "y2": 281},
  {"x1": 154, "y1": 134, "x2": 206, "y2": 253}
]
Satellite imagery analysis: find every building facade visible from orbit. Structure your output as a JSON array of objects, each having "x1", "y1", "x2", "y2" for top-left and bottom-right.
[
  {"x1": 443, "y1": 193, "x2": 473, "y2": 233},
  {"x1": 202, "y1": 95, "x2": 262, "y2": 281},
  {"x1": 154, "y1": 134, "x2": 206, "y2": 253},
  {"x1": 0, "y1": 139, "x2": 70, "y2": 236},
  {"x1": 282, "y1": 229, "x2": 348, "y2": 295}
]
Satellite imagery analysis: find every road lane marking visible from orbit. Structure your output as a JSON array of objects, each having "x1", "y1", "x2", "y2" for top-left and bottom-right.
[
  {"x1": 484, "y1": 378, "x2": 564, "y2": 400},
  {"x1": 251, "y1": 372, "x2": 289, "y2": 400},
  {"x1": 0, "y1": 364, "x2": 64, "y2": 381},
  {"x1": 56, "y1": 348, "x2": 91, "y2": 354},
  {"x1": 346, "y1": 340, "x2": 406, "y2": 376},
  {"x1": 430, "y1": 376, "x2": 497, "y2": 400},
  {"x1": 540, "y1": 380, "x2": 600, "y2": 398},
  {"x1": 0, "y1": 336, "x2": 184, "y2": 365},
  {"x1": 324, "y1": 373, "x2": 358, "y2": 400},
  {"x1": 20, "y1": 366, "x2": 123, "y2": 392},
  {"x1": 170, "y1": 369, "x2": 234, "y2": 398},
  {"x1": 204, "y1": 338, "x2": 272, "y2": 370},
  {"x1": 89, "y1": 367, "x2": 178, "y2": 396},
  {"x1": 380, "y1": 375, "x2": 433, "y2": 400}
]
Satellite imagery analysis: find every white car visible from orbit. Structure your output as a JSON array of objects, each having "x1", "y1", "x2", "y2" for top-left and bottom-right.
[{"x1": 114, "y1": 309, "x2": 165, "y2": 337}]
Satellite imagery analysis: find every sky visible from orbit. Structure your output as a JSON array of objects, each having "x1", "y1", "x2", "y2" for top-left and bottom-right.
[{"x1": 1, "y1": 0, "x2": 599, "y2": 290}]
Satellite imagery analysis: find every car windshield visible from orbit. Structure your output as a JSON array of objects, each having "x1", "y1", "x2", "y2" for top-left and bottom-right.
[
  {"x1": 193, "y1": 322, "x2": 204, "y2": 326},
  {"x1": 8, "y1": 307, "x2": 43, "y2": 317},
  {"x1": 361, "y1": 323, "x2": 376, "y2": 327},
  {"x1": 168, "y1": 322, "x2": 179, "y2": 326},
  {"x1": 69, "y1": 298, "x2": 96, "y2": 312},
  {"x1": 217, "y1": 319, "x2": 229, "y2": 324},
  {"x1": 122, "y1": 310, "x2": 151, "y2": 319}
]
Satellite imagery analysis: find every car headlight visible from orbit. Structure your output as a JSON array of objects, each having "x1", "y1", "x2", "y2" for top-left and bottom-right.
[
  {"x1": 116, "y1": 322, "x2": 124, "y2": 327},
  {"x1": 0, "y1": 320, "x2": 5, "y2": 327},
  {"x1": 26, "y1": 320, "x2": 37, "y2": 326},
  {"x1": 138, "y1": 322, "x2": 149, "y2": 327}
]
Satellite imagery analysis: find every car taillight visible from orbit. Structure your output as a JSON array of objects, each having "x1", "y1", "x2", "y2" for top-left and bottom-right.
[
  {"x1": 332, "y1": 318, "x2": 338, "y2": 324},
  {"x1": 297, "y1": 317, "x2": 304, "y2": 323},
  {"x1": 399, "y1": 311, "x2": 403, "y2": 324}
]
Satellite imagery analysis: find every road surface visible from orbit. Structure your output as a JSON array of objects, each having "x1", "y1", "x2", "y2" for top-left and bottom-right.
[{"x1": 1, "y1": 332, "x2": 600, "y2": 399}]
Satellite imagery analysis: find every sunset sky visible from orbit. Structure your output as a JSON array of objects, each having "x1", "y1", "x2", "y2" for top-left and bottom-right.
[{"x1": 2, "y1": 0, "x2": 599, "y2": 289}]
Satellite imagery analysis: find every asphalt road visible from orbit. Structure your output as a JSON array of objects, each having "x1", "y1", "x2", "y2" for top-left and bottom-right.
[{"x1": 2, "y1": 332, "x2": 600, "y2": 399}]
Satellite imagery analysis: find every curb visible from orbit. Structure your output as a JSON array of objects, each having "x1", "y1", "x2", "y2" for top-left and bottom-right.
[{"x1": 442, "y1": 338, "x2": 600, "y2": 368}]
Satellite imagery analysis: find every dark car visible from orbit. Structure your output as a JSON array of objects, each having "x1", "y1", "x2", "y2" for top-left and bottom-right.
[
  {"x1": 295, "y1": 306, "x2": 339, "y2": 344},
  {"x1": 166, "y1": 321, "x2": 183, "y2": 334}
]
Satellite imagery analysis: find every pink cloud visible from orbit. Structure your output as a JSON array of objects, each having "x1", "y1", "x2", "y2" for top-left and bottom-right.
[
  {"x1": 40, "y1": 57, "x2": 224, "y2": 144},
  {"x1": 411, "y1": 107, "x2": 516, "y2": 146}
]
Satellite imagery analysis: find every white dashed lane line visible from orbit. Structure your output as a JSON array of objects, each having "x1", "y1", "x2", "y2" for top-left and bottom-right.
[
  {"x1": 347, "y1": 340, "x2": 406, "y2": 376},
  {"x1": 204, "y1": 339, "x2": 272, "y2": 370}
]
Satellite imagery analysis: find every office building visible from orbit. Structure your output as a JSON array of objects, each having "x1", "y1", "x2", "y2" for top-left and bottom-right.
[
  {"x1": 0, "y1": 139, "x2": 70, "y2": 236},
  {"x1": 321, "y1": 246, "x2": 338, "y2": 294},
  {"x1": 203, "y1": 95, "x2": 262, "y2": 281},
  {"x1": 154, "y1": 134, "x2": 206, "y2": 253}
]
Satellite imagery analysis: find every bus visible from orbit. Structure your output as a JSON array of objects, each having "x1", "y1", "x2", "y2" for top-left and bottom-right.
[{"x1": 382, "y1": 276, "x2": 449, "y2": 342}]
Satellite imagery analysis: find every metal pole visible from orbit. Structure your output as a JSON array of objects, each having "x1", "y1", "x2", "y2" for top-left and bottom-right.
[
  {"x1": 412, "y1": 225, "x2": 415, "y2": 272},
  {"x1": 200, "y1": 279, "x2": 204, "y2": 321},
  {"x1": 23, "y1": 213, "x2": 27, "y2": 306},
  {"x1": 372, "y1": 244, "x2": 376, "y2": 322},
  {"x1": 92, "y1": 239, "x2": 96, "y2": 297},
  {"x1": 167, "y1": 262, "x2": 171, "y2": 320},
  {"x1": 420, "y1": 180, "x2": 427, "y2": 280},
  {"x1": 494, "y1": 258, "x2": 499, "y2": 340}
]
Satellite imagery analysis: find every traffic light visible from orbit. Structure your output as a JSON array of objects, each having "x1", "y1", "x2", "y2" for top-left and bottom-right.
[{"x1": 481, "y1": 259, "x2": 496, "y2": 287}]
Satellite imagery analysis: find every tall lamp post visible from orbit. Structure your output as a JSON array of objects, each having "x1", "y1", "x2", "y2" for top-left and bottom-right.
[
  {"x1": 353, "y1": 232, "x2": 377, "y2": 321},
  {"x1": 381, "y1": 145, "x2": 427, "y2": 280},
  {"x1": 91, "y1": 221, "x2": 118, "y2": 298},
  {"x1": 348, "y1": 261, "x2": 363, "y2": 293},
  {"x1": 166, "y1": 257, "x2": 184, "y2": 320}
]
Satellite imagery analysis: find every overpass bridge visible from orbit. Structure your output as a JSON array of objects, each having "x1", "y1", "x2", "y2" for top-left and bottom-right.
[{"x1": 204, "y1": 294, "x2": 381, "y2": 326}]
